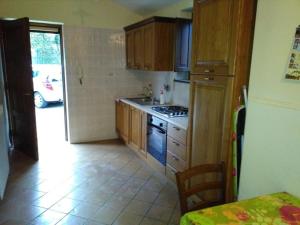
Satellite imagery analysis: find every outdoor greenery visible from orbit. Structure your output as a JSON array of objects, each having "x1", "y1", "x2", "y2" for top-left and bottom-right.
[{"x1": 30, "y1": 32, "x2": 61, "y2": 64}]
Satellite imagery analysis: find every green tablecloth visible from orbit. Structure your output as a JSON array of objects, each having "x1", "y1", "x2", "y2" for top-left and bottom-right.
[{"x1": 181, "y1": 192, "x2": 300, "y2": 225}]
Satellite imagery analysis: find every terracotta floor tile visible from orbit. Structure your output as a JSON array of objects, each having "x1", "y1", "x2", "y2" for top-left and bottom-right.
[{"x1": 0, "y1": 139, "x2": 179, "y2": 225}]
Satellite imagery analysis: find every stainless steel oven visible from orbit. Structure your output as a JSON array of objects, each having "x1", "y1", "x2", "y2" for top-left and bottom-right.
[{"x1": 147, "y1": 115, "x2": 167, "y2": 165}]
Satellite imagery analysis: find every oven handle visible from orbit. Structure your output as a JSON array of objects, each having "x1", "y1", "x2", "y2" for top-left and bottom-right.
[{"x1": 148, "y1": 123, "x2": 166, "y2": 134}]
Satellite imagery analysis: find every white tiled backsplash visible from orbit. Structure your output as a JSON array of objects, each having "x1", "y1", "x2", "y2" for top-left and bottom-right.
[{"x1": 64, "y1": 26, "x2": 189, "y2": 143}]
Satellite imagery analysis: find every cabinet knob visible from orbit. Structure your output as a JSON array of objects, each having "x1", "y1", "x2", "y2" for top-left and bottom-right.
[{"x1": 204, "y1": 69, "x2": 215, "y2": 73}]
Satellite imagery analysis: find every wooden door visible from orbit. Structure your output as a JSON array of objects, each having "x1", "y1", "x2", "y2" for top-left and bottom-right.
[
  {"x1": 129, "y1": 106, "x2": 141, "y2": 150},
  {"x1": 189, "y1": 75, "x2": 233, "y2": 167},
  {"x1": 0, "y1": 18, "x2": 38, "y2": 160},
  {"x1": 143, "y1": 24, "x2": 155, "y2": 70},
  {"x1": 126, "y1": 30, "x2": 134, "y2": 69},
  {"x1": 174, "y1": 18, "x2": 192, "y2": 72},
  {"x1": 191, "y1": 0, "x2": 236, "y2": 75},
  {"x1": 133, "y1": 28, "x2": 144, "y2": 69}
]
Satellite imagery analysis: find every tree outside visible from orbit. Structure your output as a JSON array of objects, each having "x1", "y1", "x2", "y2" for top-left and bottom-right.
[{"x1": 30, "y1": 32, "x2": 61, "y2": 65}]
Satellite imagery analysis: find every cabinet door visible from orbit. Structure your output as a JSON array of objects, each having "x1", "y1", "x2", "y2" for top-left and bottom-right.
[
  {"x1": 140, "y1": 111, "x2": 147, "y2": 157},
  {"x1": 191, "y1": 0, "x2": 235, "y2": 75},
  {"x1": 143, "y1": 24, "x2": 155, "y2": 71},
  {"x1": 189, "y1": 75, "x2": 233, "y2": 167},
  {"x1": 129, "y1": 106, "x2": 142, "y2": 150},
  {"x1": 174, "y1": 19, "x2": 192, "y2": 72},
  {"x1": 133, "y1": 28, "x2": 144, "y2": 69},
  {"x1": 126, "y1": 31, "x2": 134, "y2": 69},
  {"x1": 122, "y1": 102, "x2": 130, "y2": 142},
  {"x1": 116, "y1": 101, "x2": 122, "y2": 134}
]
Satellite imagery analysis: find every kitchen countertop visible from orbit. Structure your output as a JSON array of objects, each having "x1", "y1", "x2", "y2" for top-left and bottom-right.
[{"x1": 118, "y1": 98, "x2": 189, "y2": 130}]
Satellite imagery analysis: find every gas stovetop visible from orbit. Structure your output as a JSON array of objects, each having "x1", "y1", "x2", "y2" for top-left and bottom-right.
[{"x1": 151, "y1": 106, "x2": 188, "y2": 117}]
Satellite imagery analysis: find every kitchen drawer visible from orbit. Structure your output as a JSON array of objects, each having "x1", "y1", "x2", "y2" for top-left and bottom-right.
[
  {"x1": 167, "y1": 136, "x2": 186, "y2": 161},
  {"x1": 166, "y1": 164, "x2": 177, "y2": 183},
  {"x1": 168, "y1": 123, "x2": 187, "y2": 145},
  {"x1": 167, "y1": 151, "x2": 186, "y2": 172}
]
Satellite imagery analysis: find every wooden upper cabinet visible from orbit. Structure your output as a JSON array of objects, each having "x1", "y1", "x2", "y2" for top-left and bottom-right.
[
  {"x1": 174, "y1": 18, "x2": 192, "y2": 72},
  {"x1": 191, "y1": 0, "x2": 236, "y2": 75},
  {"x1": 133, "y1": 28, "x2": 144, "y2": 69},
  {"x1": 143, "y1": 23, "x2": 155, "y2": 70},
  {"x1": 124, "y1": 17, "x2": 175, "y2": 71},
  {"x1": 126, "y1": 31, "x2": 134, "y2": 69}
]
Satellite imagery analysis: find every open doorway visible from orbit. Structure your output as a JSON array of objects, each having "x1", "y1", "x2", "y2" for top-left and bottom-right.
[{"x1": 29, "y1": 24, "x2": 68, "y2": 153}]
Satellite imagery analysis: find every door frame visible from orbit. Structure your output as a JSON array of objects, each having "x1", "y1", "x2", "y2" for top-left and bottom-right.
[{"x1": 30, "y1": 22, "x2": 69, "y2": 141}]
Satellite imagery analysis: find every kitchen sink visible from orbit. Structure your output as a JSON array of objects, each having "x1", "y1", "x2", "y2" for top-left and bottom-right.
[{"x1": 126, "y1": 97, "x2": 155, "y2": 105}]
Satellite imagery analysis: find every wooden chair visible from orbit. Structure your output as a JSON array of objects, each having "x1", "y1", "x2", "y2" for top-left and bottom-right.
[{"x1": 175, "y1": 162, "x2": 226, "y2": 215}]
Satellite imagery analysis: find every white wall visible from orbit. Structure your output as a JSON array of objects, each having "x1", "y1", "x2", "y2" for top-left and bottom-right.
[
  {"x1": 239, "y1": 0, "x2": 300, "y2": 199},
  {"x1": 64, "y1": 26, "x2": 149, "y2": 143}
]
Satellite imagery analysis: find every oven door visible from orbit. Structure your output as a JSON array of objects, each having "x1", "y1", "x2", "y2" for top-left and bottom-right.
[{"x1": 147, "y1": 124, "x2": 167, "y2": 165}]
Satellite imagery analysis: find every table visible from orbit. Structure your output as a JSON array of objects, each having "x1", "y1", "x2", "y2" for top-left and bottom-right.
[{"x1": 181, "y1": 192, "x2": 300, "y2": 225}]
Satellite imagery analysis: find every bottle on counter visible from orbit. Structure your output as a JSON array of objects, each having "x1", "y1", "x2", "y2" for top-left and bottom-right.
[{"x1": 160, "y1": 89, "x2": 165, "y2": 105}]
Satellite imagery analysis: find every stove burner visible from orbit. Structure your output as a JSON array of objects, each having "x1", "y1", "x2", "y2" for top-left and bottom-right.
[{"x1": 152, "y1": 106, "x2": 188, "y2": 117}]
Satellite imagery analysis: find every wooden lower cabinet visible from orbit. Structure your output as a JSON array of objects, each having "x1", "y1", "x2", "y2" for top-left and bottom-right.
[
  {"x1": 116, "y1": 101, "x2": 129, "y2": 143},
  {"x1": 129, "y1": 106, "x2": 142, "y2": 150},
  {"x1": 116, "y1": 101, "x2": 147, "y2": 158},
  {"x1": 140, "y1": 111, "x2": 147, "y2": 157}
]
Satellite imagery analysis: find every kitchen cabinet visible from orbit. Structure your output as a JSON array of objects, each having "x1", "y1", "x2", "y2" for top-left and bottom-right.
[
  {"x1": 124, "y1": 17, "x2": 175, "y2": 71},
  {"x1": 117, "y1": 101, "x2": 147, "y2": 158},
  {"x1": 140, "y1": 111, "x2": 147, "y2": 157},
  {"x1": 188, "y1": 0, "x2": 257, "y2": 201},
  {"x1": 191, "y1": 0, "x2": 236, "y2": 75},
  {"x1": 116, "y1": 101, "x2": 129, "y2": 143},
  {"x1": 133, "y1": 28, "x2": 144, "y2": 69},
  {"x1": 174, "y1": 18, "x2": 192, "y2": 72},
  {"x1": 143, "y1": 23, "x2": 155, "y2": 70},
  {"x1": 189, "y1": 75, "x2": 233, "y2": 167},
  {"x1": 125, "y1": 31, "x2": 134, "y2": 69},
  {"x1": 166, "y1": 122, "x2": 188, "y2": 183},
  {"x1": 129, "y1": 106, "x2": 142, "y2": 150}
]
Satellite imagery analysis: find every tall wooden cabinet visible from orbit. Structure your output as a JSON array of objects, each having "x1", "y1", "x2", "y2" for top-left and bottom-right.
[
  {"x1": 189, "y1": 75, "x2": 233, "y2": 166},
  {"x1": 188, "y1": 0, "x2": 257, "y2": 202}
]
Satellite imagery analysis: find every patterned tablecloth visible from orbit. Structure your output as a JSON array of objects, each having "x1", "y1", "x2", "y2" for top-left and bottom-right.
[{"x1": 180, "y1": 192, "x2": 300, "y2": 225}]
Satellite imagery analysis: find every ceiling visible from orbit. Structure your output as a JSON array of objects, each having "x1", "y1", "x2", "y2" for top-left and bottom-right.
[{"x1": 112, "y1": 0, "x2": 182, "y2": 15}]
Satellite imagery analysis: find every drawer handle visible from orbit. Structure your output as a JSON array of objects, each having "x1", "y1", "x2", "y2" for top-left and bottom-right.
[
  {"x1": 204, "y1": 69, "x2": 215, "y2": 73},
  {"x1": 173, "y1": 141, "x2": 180, "y2": 146},
  {"x1": 173, "y1": 126, "x2": 180, "y2": 131}
]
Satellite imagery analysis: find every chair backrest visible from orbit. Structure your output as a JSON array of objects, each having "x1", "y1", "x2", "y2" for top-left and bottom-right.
[{"x1": 175, "y1": 162, "x2": 226, "y2": 215}]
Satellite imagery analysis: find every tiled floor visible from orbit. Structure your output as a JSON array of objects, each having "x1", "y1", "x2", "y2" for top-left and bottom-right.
[{"x1": 0, "y1": 138, "x2": 181, "y2": 225}]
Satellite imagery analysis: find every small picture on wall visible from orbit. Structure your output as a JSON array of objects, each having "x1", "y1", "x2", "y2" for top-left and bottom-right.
[{"x1": 286, "y1": 26, "x2": 300, "y2": 80}]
